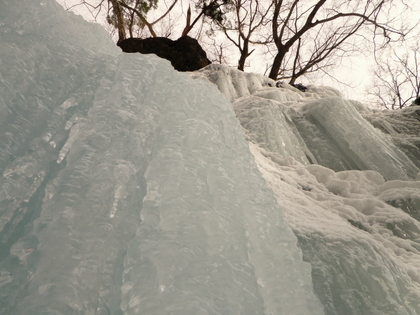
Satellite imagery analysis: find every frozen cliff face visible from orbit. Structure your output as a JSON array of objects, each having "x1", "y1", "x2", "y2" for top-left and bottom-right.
[
  {"x1": 361, "y1": 105, "x2": 420, "y2": 171},
  {"x1": 194, "y1": 65, "x2": 420, "y2": 180},
  {"x1": 0, "y1": 1, "x2": 322, "y2": 315},
  {"x1": 194, "y1": 65, "x2": 420, "y2": 314},
  {"x1": 0, "y1": 1, "x2": 420, "y2": 315}
]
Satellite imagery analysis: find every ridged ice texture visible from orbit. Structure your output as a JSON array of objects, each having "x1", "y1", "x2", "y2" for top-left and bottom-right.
[
  {"x1": 0, "y1": 1, "x2": 324, "y2": 314},
  {"x1": 2, "y1": 1, "x2": 420, "y2": 315},
  {"x1": 301, "y1": 97, "x2": 419, "y2": 180},
  {"x1": 197, "y1": 67, "x2": 419, "y2": 180},
  {"x1": 115, "y1": 56, "x2": 323, "y2": 315},
  {"x1": 361, "y1": 105, "x2": 420, "y2": 171},
  {"x1": 233, "y1": 95, "x2": 315, "y2": 165},
  {"x1": 194, "y1": 65, "x2": 420, "y2": 314},
  {"x1": 250, "y1": 146, "x2": 420, "y2": 314}
]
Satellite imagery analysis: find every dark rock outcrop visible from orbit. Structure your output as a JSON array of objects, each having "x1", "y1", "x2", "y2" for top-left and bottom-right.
[
  {"x1": 290, "y1": 83, "x2": 308, "y2": 92},
  {"x1": 118, "y1": 36, "x2": 211, "y2": 72},
  {"x1": 275, "y1": 81, "x2": 308, "y2": 92}
]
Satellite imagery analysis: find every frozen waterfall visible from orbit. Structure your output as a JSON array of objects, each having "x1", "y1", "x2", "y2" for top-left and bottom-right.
[{"x1": 1, "y1": 1, "x2": 420, "y2": 315}]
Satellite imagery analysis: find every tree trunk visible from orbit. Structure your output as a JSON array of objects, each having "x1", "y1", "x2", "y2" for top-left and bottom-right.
[
  {"x1": 181, "y1": 6, "x2": 192, "y2": 36},
  {"x1": 109, "y1": 0, "x2": 126, "y2": 44},
  {"x1": 268, "y1": 49, "x2": 286, "y2": 80},
  {"x1": 237, "y1": 40, "x2": 249, "y2": 71}
]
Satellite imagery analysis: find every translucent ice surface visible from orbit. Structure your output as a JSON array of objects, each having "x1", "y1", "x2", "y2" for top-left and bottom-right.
[
  {"x1": 0, "y1": 1, "x2": 420, "y2": 315},
  {"x1": 0, "y1": 1, "x2": 321, "y2": 314}
]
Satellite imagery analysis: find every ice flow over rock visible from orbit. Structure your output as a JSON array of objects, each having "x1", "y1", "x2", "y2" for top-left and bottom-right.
[{"x1": 1, "y1": 1, "x2": 420, "y2": 314}]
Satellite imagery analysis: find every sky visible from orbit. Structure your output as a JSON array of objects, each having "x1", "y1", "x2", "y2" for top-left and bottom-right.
[{"x1": 56, "y1": 0, "x2": 420, "y2": 106}]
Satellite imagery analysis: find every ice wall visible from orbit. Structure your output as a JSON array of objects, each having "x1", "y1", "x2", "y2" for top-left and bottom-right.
[
  {"x1": 1, "y1": 1, "x2": 420, "y2": 315},
  {"x1": 194, "y1": 65, "x2": 420, "y2": 314},
  {"x1": 362, "y1": 105, "x2": 420, "y2": 171},
  {"x1": 0, "y1": 1, "x2": 322, "y2": 314},
  {"x1": 194, "y1": 66, "x2": 420, "y2": 180}
]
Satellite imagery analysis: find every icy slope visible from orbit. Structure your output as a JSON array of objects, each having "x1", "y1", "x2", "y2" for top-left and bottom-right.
[
  {"x1": 194, "y1": 65, "x2": 420, "y2": 314},
  {"x1": 0, "y1": 1, "x2": 322, "y2": 314},
  {"x1": 362, "y1": 105, "x2": 420, "y2": 171},
  {"x1": 194, "y1": 65, "x2": 419, "y2": 180},
  {"x1": 0, "y1": 1, "x2": 420, "y2": 315}
]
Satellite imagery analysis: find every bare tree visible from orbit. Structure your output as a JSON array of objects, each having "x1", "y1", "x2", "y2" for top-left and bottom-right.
[
  {"x1": 64, "y1": 0, "x2": 179, "y2": 41},
  {"x1": 181, "y1": 0, "x2": 233, "y2": 37},
  {"x1": 64, "y1": 0, "x2": 232, "y2": 41},
  {"x1": 216, "y1": 0, "x2": 273, "y2": 71},
  {"x1": 267, "y1": 0, "x2": 410, "y2": 81},
  {"x1": 281, "y1": 21, "x2": 365, "y2": 84},
  {"x1": 368, "y1": 41, "x2": 420, "y2": 109},
  {"x1": 60, "y1": 0, "x2": 417, "y2": 91},
  {"x1": 119, "y1": 0, "x2": 182, "y2": 38}
]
